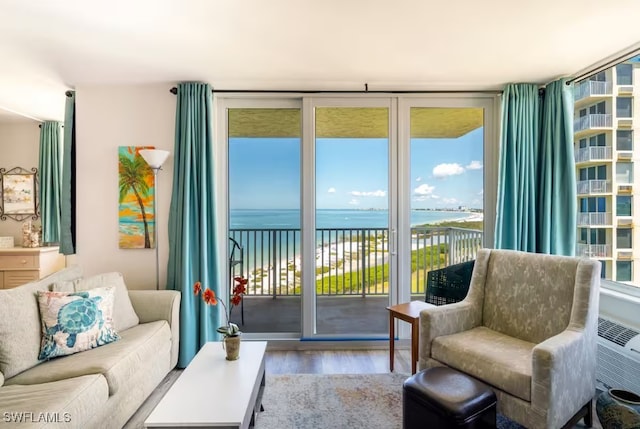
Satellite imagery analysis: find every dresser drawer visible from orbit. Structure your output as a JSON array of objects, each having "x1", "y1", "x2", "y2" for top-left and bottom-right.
[
  {"x1": 3, "y1": 270, "x2": 39, "y2": 288},
  {"x1": 0, "y1": 255, "x2": 38, "y2": 269}
]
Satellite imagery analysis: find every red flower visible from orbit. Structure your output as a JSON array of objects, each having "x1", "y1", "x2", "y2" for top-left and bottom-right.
[
  {"x1": 202, "y1": 288, "x2": 217, "y2": 305},
  {"x1": 193, "y1": 276, "x2": 248, "y2": 337},
  {"x1": 231, "y1": 294, "x2": 242, "y2": 306}
]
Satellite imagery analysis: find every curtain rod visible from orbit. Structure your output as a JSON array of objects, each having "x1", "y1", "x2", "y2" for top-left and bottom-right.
[
  {"x1": 566, "y1": 47, "x2": 640, "y2": 85},
  {"x1": 168, "y1": 86, "x2": 502, "y2": 95}
]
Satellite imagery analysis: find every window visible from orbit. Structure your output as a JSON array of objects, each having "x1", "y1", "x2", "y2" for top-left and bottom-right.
[
  {"x1": 589, "y1": 134, "x2": 606, "y2": 147},
  {"x1": 579, "y1": 165, "x2": 607, "y2": 181},
  {"x1": 579, "y1": 197, "x2": 606, "y2": 213},
  {"x1": 589, "y1": 101, "x2": 606, "y2": 115},
  {"x1": 617, "y1": 261, "x2": 632, "y2": 282},
  {"x1": 617, "y1": 228, "x2": 632, "y2": 249},
  {"x1": 616, "y1": 63, "x2": 633, "y2": 85},
  {"x1": 617, "y1": 130, "x2": 633, "y2": 151},
  {"x1": 599, "y1": 260, "x2": 606, "y2": 279},
  {"x1": 579, "y1": 228, "x2": 606, "y2": 244},
  {"x1": 617, "y1": 196, "x2": 632, "y2": 216},
  {"x1": 590, "y1": 71, "x2": 607, "y2": 82},
  {"x1": 616, "y1": 163, "x2": 633, "y2": 183},
  {"x1": 616, "y1": 97, "x2": 633, "y2": 118}
]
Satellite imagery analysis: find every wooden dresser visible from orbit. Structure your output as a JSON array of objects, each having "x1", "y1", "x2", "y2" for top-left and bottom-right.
[{"x1": 0, "y1": 247, "x2": 66, "y2": 289}]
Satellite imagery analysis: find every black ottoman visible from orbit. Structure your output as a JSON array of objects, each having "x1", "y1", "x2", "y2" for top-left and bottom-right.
[{"x1": 403, "y1": 367, "x2": 496, "y2": 429}]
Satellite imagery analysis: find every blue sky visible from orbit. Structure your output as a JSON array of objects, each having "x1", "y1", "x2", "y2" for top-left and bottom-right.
[{"x1": 229, "y1": 127, "x2": 483, "y2": 210}]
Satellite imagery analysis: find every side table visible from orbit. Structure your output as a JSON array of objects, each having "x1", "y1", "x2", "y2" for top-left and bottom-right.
[{"x1": 386, "y1": 301, "x2": 434, "y2": 374}]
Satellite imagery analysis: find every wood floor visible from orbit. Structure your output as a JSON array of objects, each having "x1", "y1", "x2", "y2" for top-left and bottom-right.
[{"x1": 123, "y1": 347, "x2": 601, "y2": 429}]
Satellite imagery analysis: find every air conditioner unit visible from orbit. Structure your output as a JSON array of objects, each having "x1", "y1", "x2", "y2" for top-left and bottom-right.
[
  {"x1": 619, "y1": 185, "x2": 633, "y2": 193},
  {"x1": 597, "y1": 317, "x2": 640, "y2": 394}
]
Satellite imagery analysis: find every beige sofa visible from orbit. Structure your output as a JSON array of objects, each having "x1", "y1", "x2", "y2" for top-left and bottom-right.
[{"x1": 0, "y1": 266, "x2": 181, "y2": 429}]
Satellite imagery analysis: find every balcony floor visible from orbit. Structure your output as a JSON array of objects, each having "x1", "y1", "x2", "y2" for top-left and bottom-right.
[{"x1": 230, "y1": 295, "x2": 424, "y2": 336}]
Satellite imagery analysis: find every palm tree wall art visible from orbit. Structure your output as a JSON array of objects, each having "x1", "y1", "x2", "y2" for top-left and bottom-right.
[{"x1": 118, "y1": 146, "x2": 155, "y2": 249}]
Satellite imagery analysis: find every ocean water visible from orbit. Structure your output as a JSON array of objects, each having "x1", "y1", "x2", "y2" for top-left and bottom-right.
[{"x1": 230, "y1": 209, "x2": 471, "y2": 229}]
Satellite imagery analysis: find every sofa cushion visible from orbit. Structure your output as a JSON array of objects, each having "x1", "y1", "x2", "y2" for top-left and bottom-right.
[
  {"x1": 56, "y1": 272, "x2": 140, "y2": 332},
  {"x1": 0, "y1": 266, "x2": 83, "y2": 379},
  {"x1": 37, "y1": 287, "x2": 120, "y2": 360},
  {"x1": 0, "y1": 374, "x2": 108, "y2": 429},
  {"x1": 6, "y1": 320, "x2": 171, "y2": 396},
  {"x1": 432, "y1": 326, "x2": 535, "y2": 401}
]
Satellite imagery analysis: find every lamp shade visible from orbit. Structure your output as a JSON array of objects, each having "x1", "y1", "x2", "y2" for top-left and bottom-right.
[{"x1": 139, "y1": 149, "x2": 170, "y2": 169}]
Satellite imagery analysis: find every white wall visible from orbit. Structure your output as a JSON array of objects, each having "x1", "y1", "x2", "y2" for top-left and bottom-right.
[
  {"x1": 75, "y1": 84, "x2": 175, "y2": 289},
  {"x1": 0, "y1": 120, "x2": 41, "y2": 243}
]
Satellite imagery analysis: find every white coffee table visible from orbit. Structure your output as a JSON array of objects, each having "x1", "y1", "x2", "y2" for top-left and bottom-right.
[{"x1": 145, "y1": 341, "x2": 267, "y2": 429}]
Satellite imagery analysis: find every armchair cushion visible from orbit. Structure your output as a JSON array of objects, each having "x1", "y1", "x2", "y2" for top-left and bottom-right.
[
  {"x1": 482, "y1": 250, "x2": 578, "y2": 344},
  {"x1": 432, "y1": 326, "x2": 535, "y2": 402}
]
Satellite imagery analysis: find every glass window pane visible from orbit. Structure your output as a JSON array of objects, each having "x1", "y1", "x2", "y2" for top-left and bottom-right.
[
  {"x1": 616, "y1": 163, "x2": 633, "y2": 183},
  {"x1": 617, "y1": 97, "x2": 632, "y2": 118},
  {"x1": 617, "y1": 196, "x2": 632, "y2": 216},
  {"x1": 616, "y1": 63, "x2": 633, "y2": 85},
  {"x1": 617, "y1": 130, "x2": 633, "y2": 151},
  {"x1": 617, "y1": 261, "x2": 632, "y2": 282},
  {"x1": 617, "y1": 228, "x2": 632, "y2": 249},
  {"x1": 597, "y1": 165, "x2": 607, "y2": 179}
]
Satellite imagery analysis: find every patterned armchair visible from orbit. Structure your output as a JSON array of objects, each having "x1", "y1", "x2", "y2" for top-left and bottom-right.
[{"x1": 418, "y1": 249, "x2": 601, "y2": 429}]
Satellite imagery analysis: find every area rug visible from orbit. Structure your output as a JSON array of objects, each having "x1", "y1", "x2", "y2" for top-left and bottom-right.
[{"x1": 255, "y1": 373, "x2": 525, "y2": 429}]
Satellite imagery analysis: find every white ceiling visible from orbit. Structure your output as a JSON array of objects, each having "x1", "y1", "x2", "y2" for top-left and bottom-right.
[{"x1": 1, "y1": 0, "x2": 640, "y2": 122}]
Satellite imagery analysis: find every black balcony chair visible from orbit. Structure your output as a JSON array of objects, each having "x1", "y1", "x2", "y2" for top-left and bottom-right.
[{"x1": 425, "y1": 259, "x2": 475, "y2": 306}]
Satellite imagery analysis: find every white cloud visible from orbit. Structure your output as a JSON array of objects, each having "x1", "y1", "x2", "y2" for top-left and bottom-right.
[
  {"x1": 478, "y1": 189, "x2": 484, "y2": 196},
  {"x1": 416, "y1": 176, "x2": 422, "y2": 182},
  {"x1": 348, "y1": 198, "x2": 360, "y2": 205},
  {"x1": 442, "y1": 197, "x2": 459, "y2": 204},
  {"x1": 433, "y1": 163, "x2": 465, "y2": 178},
  {"x1": 350, "y1": 190, "x2": 386, "y2": 197},
  {"x1": 466, "y1": 160, "x2": 483, "y2": 170},
  {"x1": 413, "y1": 184, "x2": 435, "y2": 195},
  {"x1": 327, "y1": 187, "x2": 336, "y2": 193}
]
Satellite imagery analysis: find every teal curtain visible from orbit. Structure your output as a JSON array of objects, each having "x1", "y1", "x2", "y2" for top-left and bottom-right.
[
  {"x1": 38, "y1": 121, "x2": 62, "y2": 243},
  {"x1": 538, "y1": 79, "x2": 576, "y2": 255},
  {"x1": 167, "y1": 82, "x2": 220, "y2": 368},
  {"x1": 495, "y1": 80, "x2": 576, "y2": 255},
  {"x1": 60, "y1": 91, "x2": 76, "y2": 255}
]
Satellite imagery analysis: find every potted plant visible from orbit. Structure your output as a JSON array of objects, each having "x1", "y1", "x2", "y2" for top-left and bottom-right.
[{"x1": 194, "y1": 275, "x2": 247, "y2": 360}]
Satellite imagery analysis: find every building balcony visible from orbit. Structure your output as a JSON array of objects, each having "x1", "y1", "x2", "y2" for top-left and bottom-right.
[
  {"x1": 574, "y1": 80, "x2": 612, "y2": 104},
  {"x1": 577, "y1": 212, "x2": 612, "y2": 227},
  {"x1": 576, "y1": 243, "x2": 612, "y2": 258},
  {"x1": 225, "y1": 225, "x2": 484, "y2": 334},
  {"x1": 574, "y1": 146, "x2": 613, "y2": 164},
  {"x1": 577, "y1": 179, "x2": 612, "y2": 195},
  {"x1": 574, "y1": 114, "x2": 612, "y2": 135}
]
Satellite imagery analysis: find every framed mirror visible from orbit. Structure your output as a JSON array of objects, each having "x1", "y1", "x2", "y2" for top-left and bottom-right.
[{"x1": 0, "y1": 167, "x2": 39, "y2": 221}]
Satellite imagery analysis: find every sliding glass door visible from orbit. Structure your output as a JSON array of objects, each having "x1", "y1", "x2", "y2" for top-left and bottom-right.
[
  {"x1": 220, "y1": 95, "x2": 497, "y2": 340},
  {"x1": 309, "y1": 101, "x2": 394, "y2": 337}
]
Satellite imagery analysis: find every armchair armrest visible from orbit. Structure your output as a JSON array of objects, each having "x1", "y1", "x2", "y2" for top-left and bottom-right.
[
  {"x1": 418, "y1": 300, "x2": 481, "y2": 369},
  {"x1": 129, "y1": 290, "x2": 181, "y2": 369},
  {"x1": 532, "y1": 328, "x2": 596, "y2": 428}
]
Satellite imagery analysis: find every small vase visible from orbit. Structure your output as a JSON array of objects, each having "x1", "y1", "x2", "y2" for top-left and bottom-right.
[
  {"x1": 223, "y1": 335, "x2": 241, "y2": 361},
  {"x1": 596, "y1": 388, "x2": 640, "y2": 429}
]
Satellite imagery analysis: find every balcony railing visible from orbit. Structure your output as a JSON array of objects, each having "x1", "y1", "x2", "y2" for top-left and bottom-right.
[
  {"x1": 576, "y1": 243, "x2": 612, "y2": 258},
  {"x1": 574, "y1": 146, "x2": 612, "y2": 163},
  {"x1": 575, "y1": 80, "x2": 612, "y2": 102},
  {"x1": 577, "y1": 179, "x2": 612, "y2": 195},
  {"x1": 574, "y1": 114, "x2": 612, "y2": 133},
  {"x1": 577, "y1": 212, "x2": 612, "y2": 226},
  {"x1": 229, "y1": 226, "x2": 482, "y2": 298}
]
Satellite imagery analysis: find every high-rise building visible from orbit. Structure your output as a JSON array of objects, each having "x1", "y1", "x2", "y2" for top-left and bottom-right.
[{"x1": 574, "y1": 57, "x2": 640, "y2": 285}]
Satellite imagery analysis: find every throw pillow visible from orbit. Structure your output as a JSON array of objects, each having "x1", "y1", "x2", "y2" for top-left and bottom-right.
[
  {"x1": 54, "y1": 272, "x2": 140, "y2": 332},
  {"x1": 37, "y1": 286, "x2": 120, "y2": 360}
]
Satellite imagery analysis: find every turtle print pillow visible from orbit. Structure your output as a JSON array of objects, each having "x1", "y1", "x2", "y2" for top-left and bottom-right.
[{"x1": 36, "y1": 286, "x2": 120, "y2": 360}]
